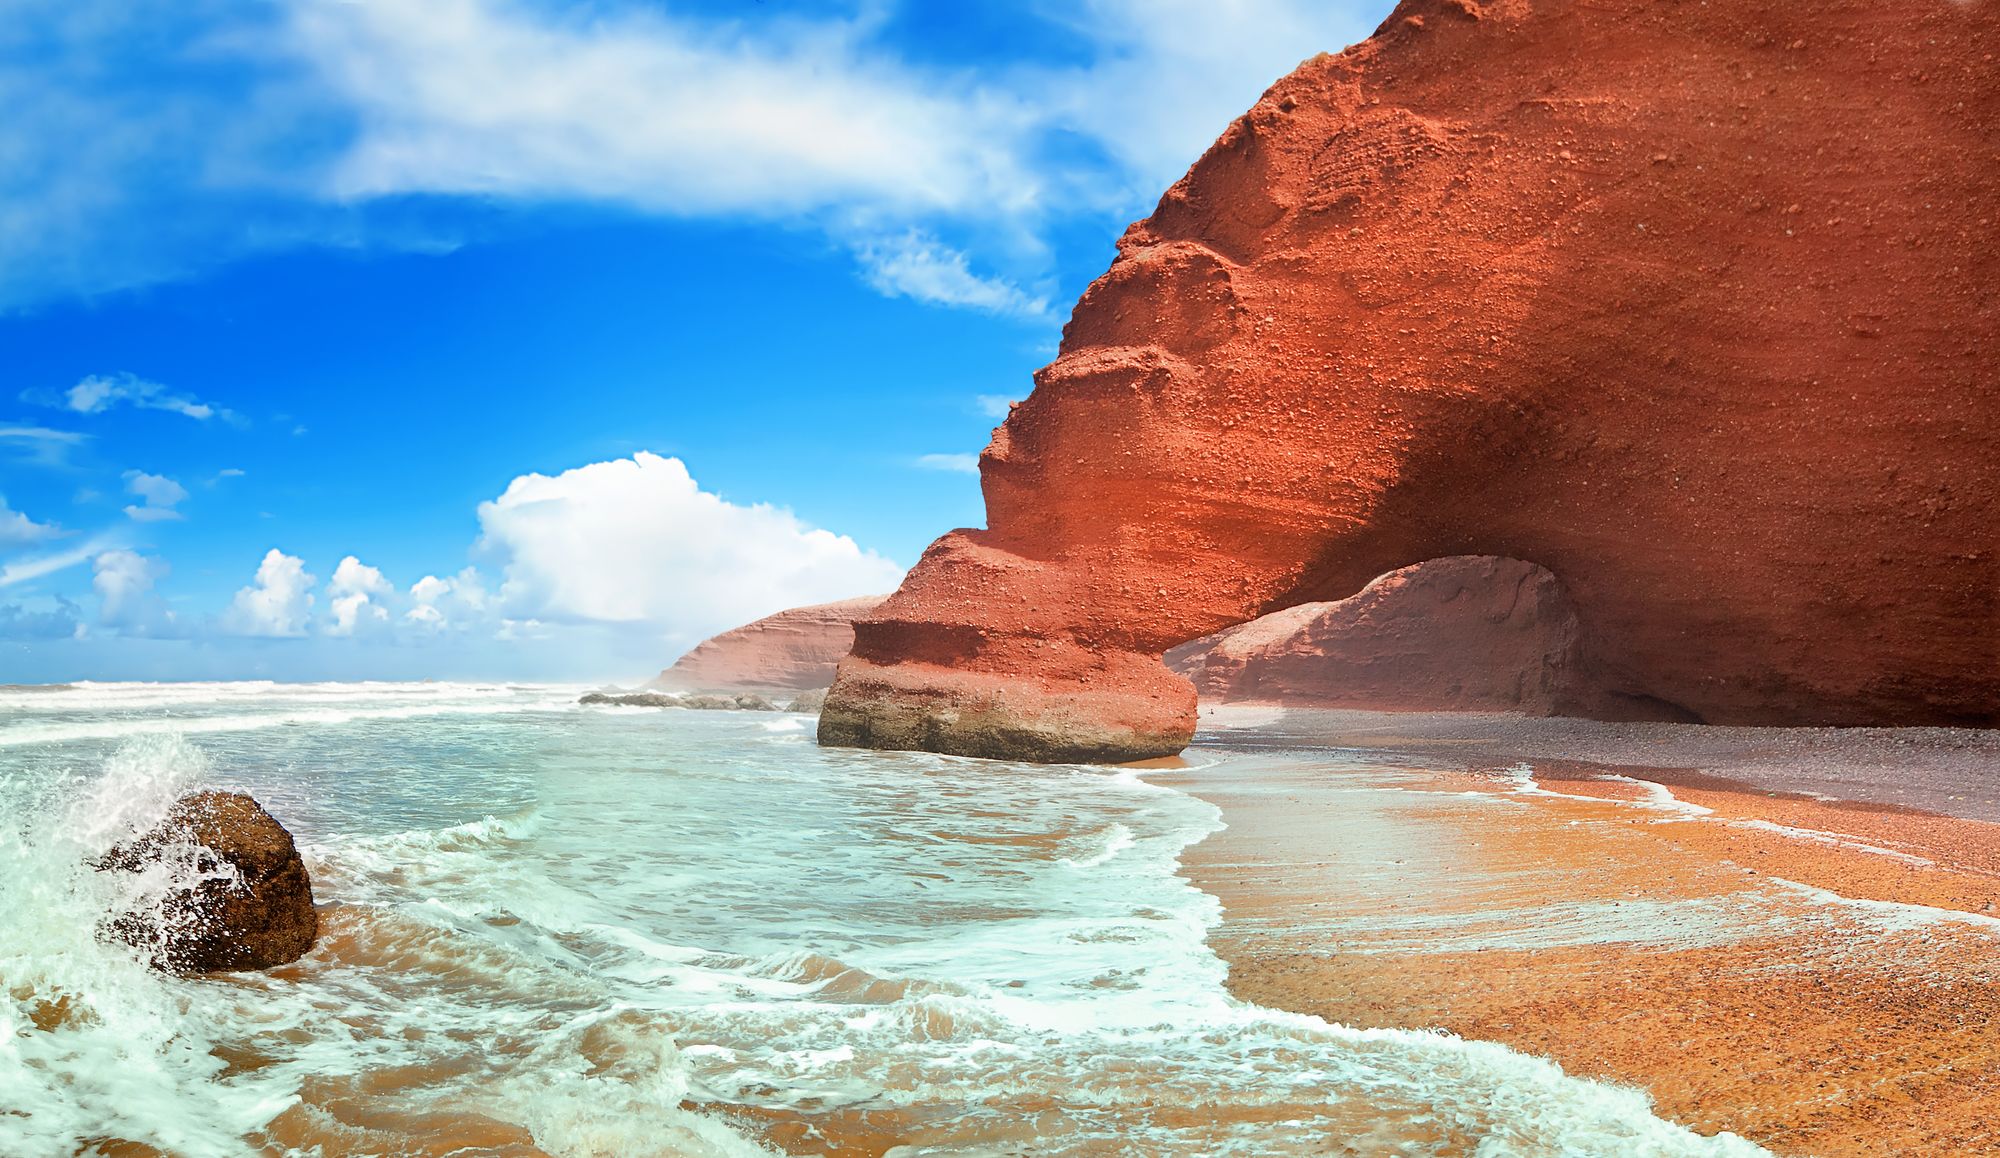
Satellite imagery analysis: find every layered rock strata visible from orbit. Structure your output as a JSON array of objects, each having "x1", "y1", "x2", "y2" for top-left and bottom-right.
[
  {"x1": 1166, "y1": 556, "x2": 1584, "y2": 713},
  {"x1": 822, "y1": 0, "x2": 1999, "y2": 762},
  {"x1": 657, "y1": 595, "x2": 889, "y2": 692}
]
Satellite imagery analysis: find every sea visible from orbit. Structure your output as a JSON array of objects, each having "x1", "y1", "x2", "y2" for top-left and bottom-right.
[{"x1": 0, "y1": 682, "x2": 1768, "y2": 1157}]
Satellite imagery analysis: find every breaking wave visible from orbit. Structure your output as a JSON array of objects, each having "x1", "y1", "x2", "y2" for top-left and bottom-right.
[{"x1": 0, "y1": 683, "x2": 1770, "y2": 1156}]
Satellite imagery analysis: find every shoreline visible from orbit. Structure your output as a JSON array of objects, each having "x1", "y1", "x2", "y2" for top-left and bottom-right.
[{"x1": 1162, "y1": 707, "x2": 2000, "y2": 1156}]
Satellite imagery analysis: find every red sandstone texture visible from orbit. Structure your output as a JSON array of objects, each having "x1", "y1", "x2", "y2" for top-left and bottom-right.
[
  {"x1": 657, "y1": 596, "x2": 888, "y2": 692},
  {"x1": 1165, "y1": 555, "x2": 1584, "y2": 713},
  {"x1": 822, "y1": 0, "x2": 1999, "y2": 763}
]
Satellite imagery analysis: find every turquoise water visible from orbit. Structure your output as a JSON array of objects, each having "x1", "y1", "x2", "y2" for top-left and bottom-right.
[{"x1": 0, "y1": 683, "x2": 1766, "y2": 1156}]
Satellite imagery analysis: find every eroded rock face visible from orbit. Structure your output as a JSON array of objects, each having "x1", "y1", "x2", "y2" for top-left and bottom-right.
[
  {"x1": 656, "y1": 596, "x2": 890, "y2": 692},
  {"x1": 823, "y1": 0, "x2": 1999, "y2": 762},
  {"x1": 1166, "y1": 556, "x2": 1586, "y2": 714},
  {"x1": 98, "y1": 791, "x2": 318, "y2": 973}
]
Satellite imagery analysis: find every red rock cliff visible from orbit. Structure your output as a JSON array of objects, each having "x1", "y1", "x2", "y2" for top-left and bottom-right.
[
  {"x1": 657, "y1": 595, "x2": 888, "y2": 691},
  {"x1": 1166, "y1": 556, "x2": 1587, "y2": 714},
  {"x1": 821, "y1": 0, "x2": 1999, "y2": 763}
]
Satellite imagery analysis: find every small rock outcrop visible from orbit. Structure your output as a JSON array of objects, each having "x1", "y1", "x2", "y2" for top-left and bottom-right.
[
  {"x1": 823, "y1": 0, "x2": 2000, "y2": 763},
  {"x1": 580, "y1": 691, "x2": 682, "y2": 708},
  {"x1": 655, "y1": 595, "x2": 889, "y2": 693},
  {"x1": 1166, "y1": 556, "x2": 1586, "y2": 714},
  {"x1": 97, "y1": 791, "x2": 318, "y2": 973},
  {"x1": 786, "y1": 688, "x2": 829, "y2": 714}
]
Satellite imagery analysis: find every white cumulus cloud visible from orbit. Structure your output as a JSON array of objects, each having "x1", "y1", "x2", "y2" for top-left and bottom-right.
[
  {"x1": 475, "y1": 451, "x2": 902, "y2": 637},
  {"x1": 325, "y1": 554, "x2": 393, "y2": 636},
  {"x1": 224, "y1": 548, "x2": 317, "y2": 637},
  {"x1": 122, "y1": 470, "x2": 189, "y2": 522},
  {"x1": 404, "y1": 566, "x2": 487, "y2": 630}
]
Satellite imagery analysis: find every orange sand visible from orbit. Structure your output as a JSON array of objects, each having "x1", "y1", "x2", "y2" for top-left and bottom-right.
[{"x1": 1169, "y1": 715, "x2": 2000, "y2": 1157}]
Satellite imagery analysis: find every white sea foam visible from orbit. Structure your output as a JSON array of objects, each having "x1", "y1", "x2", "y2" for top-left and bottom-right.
[
  {"x1": 1059, "y1": 822, "x2": 1136, "y2": 869},
  {"x1": 0, "y1": 734, "x2": 286, "y2": 1156},
  {"x1": 1762, "y1": 877, "x2": 2000, "y2": 936},
  {"x1": 1727, "y1": 818, "x2": 1935, "y2": 866},
  {"x1": 0, "y1": 682, "x2": 583, "y2": 749}
]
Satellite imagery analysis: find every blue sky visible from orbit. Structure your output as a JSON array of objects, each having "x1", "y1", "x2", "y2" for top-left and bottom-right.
[{"x1": 0, "y1": 0, "x2": 1385, "y2": 683}]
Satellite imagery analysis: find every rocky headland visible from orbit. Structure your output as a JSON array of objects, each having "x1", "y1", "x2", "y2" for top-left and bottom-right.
[
  {"x1": 655, "y1": 596, "x2": 888, "y2": 693},
  {"x1": 821, "y1": 0, "x2": 1998, "y2": 763}
]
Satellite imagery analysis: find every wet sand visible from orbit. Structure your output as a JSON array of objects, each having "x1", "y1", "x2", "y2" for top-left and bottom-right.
[{"x1": 1163, "y1": 708, "x2": 2000, "y2": 1157}]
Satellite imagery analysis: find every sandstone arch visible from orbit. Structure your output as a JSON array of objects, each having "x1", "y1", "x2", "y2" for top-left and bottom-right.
[{"x1": 820, "y1": 0, "x2": 1999, "y2": 763}]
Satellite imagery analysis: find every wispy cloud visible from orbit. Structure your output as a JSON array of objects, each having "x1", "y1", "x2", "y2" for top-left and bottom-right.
[
  {"x1": 974, "y1": 394, "x2": 1018, "y2": 419},
  {"x1": 0, "y1": 496, "x2": 61, "y2": 546},
  {"x1": 0, "y1": 0, "x2": 1379, "y2": 319},
  {"x1": 0, "y1": 2, "x2": 340, "y2": 310},
  {"x1": 0, "y1": 426, "x2": 89, "y2": 468},
  {"x1": 914, "y1": 453, "x2": 981, "y2": 476},
  {"x1": 0, "y1": 535, "x2": 121, "y2": 589},
  {"x1": 291, "y1": 0, "x2": 1042, "y2": 220},
  {"x1": 27, "y1": 372, "x2": 239, "y2": 423},
  {"x1": 856, "y1": 233, "x2": 1050, "y2": 320}
]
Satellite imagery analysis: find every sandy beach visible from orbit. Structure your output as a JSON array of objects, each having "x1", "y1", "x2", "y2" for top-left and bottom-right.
[{"x1": 1163, "y1": 708, "x2": 2000, "y2": 1156}]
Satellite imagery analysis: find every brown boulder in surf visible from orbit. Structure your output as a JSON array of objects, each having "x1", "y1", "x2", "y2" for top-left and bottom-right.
[
  {"x1": 1167, "y1": 556, "x2": 1585, "y2": 714},
  {"x1": 821, "y1": 0, "x2": 2000, "y2": 763},
  {"x1": 656, "y1": 595, "x2": 889, "y2": 692},
  {"x1": 98, "y1": 791, "x2": 319, "y2": 973}
]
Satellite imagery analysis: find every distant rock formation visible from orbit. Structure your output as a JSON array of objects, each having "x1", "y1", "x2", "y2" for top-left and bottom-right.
[
  {"x1": 823, "y1": 0, "x2": 2000, "y2": 763},
  {"x1": 656, "y1": 596, "x2": 889, "y2": 692},
  {"x1": 98, "y1": 791, "x2": 318, "y2": 973},
  {"x1": 581, "y1": 691, "x2": 779, "y2": 711},
  {"x1": 1166, "y1": 557, "x2": 1584, "y2": 713}
]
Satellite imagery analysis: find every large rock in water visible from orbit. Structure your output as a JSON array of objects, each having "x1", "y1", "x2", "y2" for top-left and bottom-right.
[
  {"x1": 1166, "y1": 557, "x2": 1586, "y2": 714},
  {"x1": 98, "y1": 791, "x2": 318, "y2": 973},
  {"x1": 656, "y1": 595, "x2": 890, "y2": 692},
  {"x1": 822, "y1": 0, "x2": 1999, "y2": 763}
]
